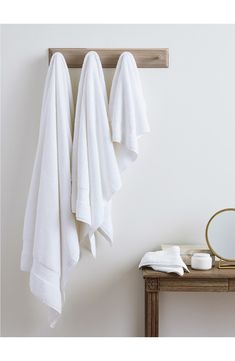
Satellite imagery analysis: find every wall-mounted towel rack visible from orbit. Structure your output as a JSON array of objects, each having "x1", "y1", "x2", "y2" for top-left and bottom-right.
[{"x1": 48, "y1": 48, "x2": 169, "y2": 68}]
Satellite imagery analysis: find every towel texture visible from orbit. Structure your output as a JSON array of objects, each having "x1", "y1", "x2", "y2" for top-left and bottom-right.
[
  {"x1": 21, "y1": 52, "x2": 79, "y2": 327},
  {"x1": 109, "y1": 51, "x2": 150, "y2": 172},
  {"x1": 71, "y1": 51, "x2": 122, "y2": 257},
  {"x1": 139, "y1": 246, "x2": 189, "y2": 276}
]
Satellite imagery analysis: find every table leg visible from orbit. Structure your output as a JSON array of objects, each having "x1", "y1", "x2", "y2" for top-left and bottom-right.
[{"x1": 145, "y1": 278, "x2": 159, "y2": 337}]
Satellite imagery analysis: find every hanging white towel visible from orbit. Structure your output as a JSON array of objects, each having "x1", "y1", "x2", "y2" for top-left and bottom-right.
[
  {"x1": 71, "y1": 51, "x2": 122, "y2": 257},
  {"x1": 21, "y1": 52, "x2": 79, "y2": 327},
  {"x1": 109, "y1": 51, "x2": 150, "y2": 172},
  {"x1": 139, "y1": 246, "x2": 189, "y2": 276}
]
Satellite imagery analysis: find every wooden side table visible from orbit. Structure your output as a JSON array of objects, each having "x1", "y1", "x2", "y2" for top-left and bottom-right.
[{"x1": 142, "y1": 264, "x2": 235, "y2": 337}]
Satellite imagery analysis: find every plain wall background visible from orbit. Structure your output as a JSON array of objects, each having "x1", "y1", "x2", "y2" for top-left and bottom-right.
[{"x1": 1, "y1": 24, "x2": 235, "y2": 337}]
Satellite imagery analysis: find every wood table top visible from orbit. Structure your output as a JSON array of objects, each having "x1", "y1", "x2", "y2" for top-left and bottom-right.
[{"x1": 142, "y1": 263, "x2": 235, "y2": 279}]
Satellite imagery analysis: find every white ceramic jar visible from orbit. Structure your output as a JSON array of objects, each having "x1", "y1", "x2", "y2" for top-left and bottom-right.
[{"x1": 191, "y1": 253, "x2": 212, "y2": 270}]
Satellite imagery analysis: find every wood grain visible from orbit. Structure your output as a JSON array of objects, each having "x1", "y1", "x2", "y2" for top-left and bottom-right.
[
  {"x1": 229, "y1": 279, "x2": 235, "y2": 291},
  {"x1": 145, "y1": 281, "x2": 159, "y2": 337},
  {"x1": 159, "y1": 278, "x2": 228, "y2": 292},
  {"x1": 48, "y1": 48, "x2": 169, "y2": 68}
]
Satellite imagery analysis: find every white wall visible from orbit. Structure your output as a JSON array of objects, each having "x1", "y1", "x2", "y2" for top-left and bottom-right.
[{"x1": 1, "y1": 24, "x2": 235, "y2": 337}]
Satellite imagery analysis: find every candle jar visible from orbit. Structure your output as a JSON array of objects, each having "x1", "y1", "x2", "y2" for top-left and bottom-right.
[{"x1": 191, "y1": 253, "x2": 212, "y2": 270}]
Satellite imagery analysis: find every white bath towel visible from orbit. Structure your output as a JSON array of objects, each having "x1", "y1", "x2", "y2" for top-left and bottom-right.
[
  {"x1": 139, "y1": 246, "x2": 189, "y2": 276},
  {"x1": 71, "y1": 51, "x2": 122, "y2": 257},
  {"x1": 21, "y1": 52, "x2": 79, "y2": 327},
  {"x1": 109, "y1": 51, "x2": 150, "y2": 172}
]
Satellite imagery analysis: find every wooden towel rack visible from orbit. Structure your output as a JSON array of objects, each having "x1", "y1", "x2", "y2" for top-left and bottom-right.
[{"x1": 48, "y1": 48, "x2": 169, "y2": 68}]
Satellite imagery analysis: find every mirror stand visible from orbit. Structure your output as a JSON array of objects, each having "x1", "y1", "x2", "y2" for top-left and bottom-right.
[{"x1": 219, "y1": 259, "x2": 235, "y2": 269}]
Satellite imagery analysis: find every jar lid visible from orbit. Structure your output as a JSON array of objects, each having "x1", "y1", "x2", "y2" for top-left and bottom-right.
[{"x1": 192, "y1": 253, "x2": 211, "y2": 258}]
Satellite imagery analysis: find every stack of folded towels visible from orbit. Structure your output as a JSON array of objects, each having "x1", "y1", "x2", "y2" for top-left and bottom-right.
[{"x1": 139, "y1": 246, "x2": 189, "y2": 276}]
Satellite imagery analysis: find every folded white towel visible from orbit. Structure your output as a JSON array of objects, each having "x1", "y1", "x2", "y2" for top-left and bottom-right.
[
  {"x1": 109, "y1": 51, "x2": 150, "y2": 172},
  {"x1": 139, "y1": 246, "x2": 189, "y2": 276},
  {"x1": 21, "y1": 52, "x2": 79, "y2": 327},
  {"x1": 71, "y1": 51, "x2": 122, "y2": 257}
]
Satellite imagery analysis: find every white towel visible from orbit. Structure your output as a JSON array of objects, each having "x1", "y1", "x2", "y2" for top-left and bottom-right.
[
  {"x1": 139, "y1": 246, "x2": 189, "y2": 276},
  {"x1": 71, "y1": 51, "x2": 122, "y2": 257},
  {"x1": 109, "y1": 51, "x2": 150, "y2": 172},
  {"x1": 21, "y1": 52, "x2": 79, "y2": 327}
]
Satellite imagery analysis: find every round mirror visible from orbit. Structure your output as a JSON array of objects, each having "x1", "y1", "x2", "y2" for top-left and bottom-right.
[{"x1": 206, "y1": 208, "x2": 235, "y2": 262}]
